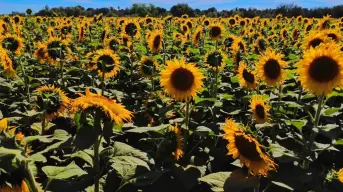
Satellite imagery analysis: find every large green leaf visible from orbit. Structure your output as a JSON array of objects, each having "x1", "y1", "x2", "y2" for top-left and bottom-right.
[
  {"x1": 42, "y1": 161, "x2": 87, "y2": 180},
  {"x1": 110, "y1": 156, "x2": 150, "y2": 180},
  {"x1": 113, "y1": 142, "x2": 155, "y2": 165},
  {"x1": 199, "y1": 172, "x2": 232, "y2": 192}
]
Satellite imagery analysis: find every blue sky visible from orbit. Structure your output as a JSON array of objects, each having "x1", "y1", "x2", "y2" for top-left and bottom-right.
[{"x1": 0, "y1": 0, "x2": 342, "y2": 14}]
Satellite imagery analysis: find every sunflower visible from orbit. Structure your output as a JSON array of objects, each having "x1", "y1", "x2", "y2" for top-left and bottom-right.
[
  {"x1": 105, "y1": 36, "x2": 120, "y2": 52},
  {"x1": 301, "y1": 30, "x2": 331, "y2": 50},
  {"x1": 148, "y1": 30, "x2": 163, "y2": 53},
  {"x1": 280, "y1": 28, "x2": 288, "y2": 41},
  {"x1": 72, "y1": 88, "x2": 132, "y2": 125},
  {"x1": 250, "y1": 95, "x2": 270, "y2": 124},
  {"x1": 122, "y1": 19, "x2": 140, "y2": 39},
  {"x1": 297, "y1": 43, "x2": 343, "y2": 95},
  {"x1": 35, "y1": 85, "x2": 70, "y2": 120},
  {"x1": 33, "y1": 43, "x2": 48, "y2": 63},
  {"x1": 160, "y1": 57, "x2": 204, "y2": 101},
  {"x1": 222, "y1": 35, "x2": 235, "y2": 50},
  {"x1": 318, "y1": 15, "x2": 331, "y2": 30},
  {"x1": 223, "y1": 119, "x2": 277, "y2": 176},
  {"x1": 78, "y1": 23, "x2": 86, "y2": 41},
  {"x1": 0, "y1": 180, "x2": 30, "y2": 192},
  {"x1": 192, "y1": 26, "x2": 203, "y2": 47},
  {"x1": 255, "y1": 36, "x2": 268, "y2": 53},
  {"x1": 291, "y1": 28, "x2": 300, "y2": 40},
  {"x1": 180, "y1": 24, "x2": 188, "y2": 34},
  {"x1": 232, "y1": 47, "x2": 243, "y2": 72},
  {"x1": 323, "y1": 29, "x2": 342, "y2": 43},
  {"x1": 338, "y1": 168, "x2": 343, "y2": 183},
  {"x1": 208, "y1": 23, "x2": 225, "y2": 41},
  {"x1": 139, "y1": 56, "x2": 159, "y2": 77},
  {"x1": 0, "y1": 49, "x2": 17, "y2": 78},
  {"x1": 228, "y1": 17, "x2": 236, "y2": 26},
  {"x1": 205, "y1": 50, "x2": 227, "y2": 71},
  {"x1": 256, "y1": 48, "x2": 287, "y2": 87},
  {"x1": 93, "y1": 49, "x2": 120, "y2": 79},
  {"x1": 100, "y1": 24, "x2": 109, "y2": 42},
  {"x1": 120, "y1": 33, "x2": 131, "y2": 46},
  {"x1": 203, "y1": 19, "x2": 210, "y2": 26},
  {"x1": 42, "y1": 37, "x2": 71, "y2": 65},
  {"x1": 238, "y1": 62, "x2": 257, "y2": 89},
  {"x1": 0, "y1": 34, "x2": 24, "y2": 55},
  {"x1": 181, "y1": 14, "x2": 188, "y2": 19},
  {"x1": 173, "y1": 32, "x2": 185, "y2": 46},
  {"x1": 231, "y1": 36, "x2": 247, "y2": 53},
  {"x1": 169, "y1": 123, "x2": 184, "y2": 161}
]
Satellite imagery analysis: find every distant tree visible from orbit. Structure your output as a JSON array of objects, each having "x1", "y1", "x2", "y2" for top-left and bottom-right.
[
  {"x1": 26, "y1": 9, "x2": 32, "y2": 16},
  {"x1": 170, "y1": 3, "x2": 194, "y2": 17}
]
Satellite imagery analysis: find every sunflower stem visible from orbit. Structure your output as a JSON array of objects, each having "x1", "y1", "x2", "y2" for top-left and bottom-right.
[
  {"x1": 93, "y1": 134, "x2": 101, "y2": 192},
  {"x1": 185, "y1": 101, "x2": 190, "y2": 130},
  {"x1": 24, "y1": 160, "x2": 39, "y2": 192},
  {"x1": 60, "y1": 60, "x2": 64, "y2": 89},
  {"x1": 151, "y1": 66, "x2": 155, "y2": 92},
  {"x1": 41, "y1": 112, "x2": 46, "y2": 135},
  {"x1": 101, "y1": 60, "x2": 106, "y2": 95},
  {"x1": 163, "y1": 41, "x2": 166, "y2": 65},
  {"x1": 303, "y1": 94, "x2": 324, "y2": 169},
  {"x1": 19, "y1": 57, "x2": 30, "y2": 102},
  {"x1": 44, "y1": 179, "x2": 53, "y2": 192}
]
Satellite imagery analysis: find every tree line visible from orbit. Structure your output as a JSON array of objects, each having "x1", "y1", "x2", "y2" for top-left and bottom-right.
[{"x1": 9, "y1": 3, "x2": 343, "y2": 18}]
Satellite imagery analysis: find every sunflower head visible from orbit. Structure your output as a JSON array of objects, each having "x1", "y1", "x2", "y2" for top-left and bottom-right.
[
  {"x1": 228, "y1": 17, "x2": 236, "y2": 26},
  {"x1": 205, "y1": 50, "x2": 227, "y2": 71},
  {"x1": 173, "y1": 32, "x2": 185, "y2": 46},
  {"x1": 0, "y1": 49, "x2": 17, "y2": 78},
  {"x1": 93, "y1": 49, "x2": 120, "y2": 79},
  {"x1": 72, "y1": 88, "x2": 132, "y2": 125},
  {"x1": 323, "y1": 29, "x2": 342, "y2": 43},
  {"x1": 106, "y1": 37, "x2": 120, "y2": 52},
  {"x1": 43, "y1": 37, "x2": 71, "y2": 65},
  {"x1": 337, "y1": 168, "x2": 343, "y2": 183},
  {"x1": 301, "y1": 30, "x2": 331, "y2": 50},
  {"x1": 0, "y1": 34, "x2": 24, "y2": 55},
  {"x1": 148, "y1": 30, "x2": 163, "y2": 53},
  {"x1": 222, "y1": 119, "x2": 277, "y2": 176},
  {"x1": 257, "y1": 48, "x2": 287, "y2": 87},
  {"x1": 250, "y1": 95, "x2": 270, "y2": 124},
  {"x1": 122, "y1": 20, "x2": 140, "y2": 38},
  {"x1": 238, "y1": 62, "x2": 257, "y2": 90},
  {"x1": 255, "y1": 37, "x2": 268, "y2": 53},
  {"x1": 169, "y1": 123, "x2": 184, "y2": 161},
  {"x1": 208, "y1": 23, "x2": 225, "y2": 41},
  {"x1": 192, "y1": 26, "x2": 203, "y2": 47},
  {"x1": 160, "y1": 57, "x2": 204, "y2": 101},
  {"x1": 139, "y1": 56, "x2": 159, "y2": 77},
  {"x1": 35, "y1": 85, "x2": 70, "y2": 120},
  {"x1": 297, "y1": 43, "x2": 343, "y2": 95}
]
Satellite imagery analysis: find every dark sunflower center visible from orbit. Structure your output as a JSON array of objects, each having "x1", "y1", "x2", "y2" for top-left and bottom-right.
[
  {"x1": 97, "y1": 55, "x2": 115, "y2": 73},
  {"x1": 210, "y1": 26, "x2": 221, "y2": 38},
  {"x1": 204, "y1": 20, "x2": 209, "y2": 26},
  {"x1": 327, "y1": 33, "x2": 338, "y2": 42},
  {"x1": 153, "y1": 35, "x2": 161, "y2": 49},
  {"x1": 258, "y1": 39, "x2": 267, "y2": 51},
  {"x1": 47, "y1": 41, "x2": 65, "y2": 60},
  {"x1": 170, "y1": 68, "x2": 194, "y2": 91},
  {"x1": 109, "y1": 39, "x2": 119, "y2": 51},
  {"x1": 37, "y1": 91, "x2": 62, "y2": 115},
  {"x1": 234, "y1": 134, "x2": 263, "y2": 161},
  {"x1": 282, "y1": 31, "x2": 287, "y2": 38},
  {"x1": 240, "y1": 21, "x2": 245, "y2": 26},
  {"x1": 123, "y1": 37, "x2": 129, "y2": 45},
  {"x1": 255, "y1": 104, "x2": 265, "y2": 119},
  {"x1": 309, "y1": 38, "x2": 323, "y2": 48},
  {"x1": 229, "y1": 19, "x2": 235, "y2": 25},
  {"x1": 195, "y1": 32, "x2": 201, "y2": 42},
  {"x1": 207, "y1": 52, "x2": 223, "y2": 67},
  {"x1": 14, "y1": 17, "x2": 20, "y2": 24},
  {"x1": 242, "y1": 69, "x2": 255, "y2": 84},
  {"x1": 187, "y1": 22, "x2": 192, "y2": 29},
  {"x1": 2, "y1": 37, "x2": 19, "y2": 52},
  {"x1": 292, "y1": 30, "x2": 299, "y2": 39},
  {"x1": 309, "y1": 56, "x2": 339, "y2": 82},
  {"x1": 182, "y1": 25, "x2": 188, "y2": 32},
  {"x1": 224, "y1": 37, "x2": 233, "y2": 48},
  {"x1": 36, "y1": 47, "x2": 46, "y2": 59},
  {"x1": 142, "y1": 59, "x2": 154, "y2": 76},
  {"x1": 125, "y1": 23, "x2": 137, "y2": 37},
  {"x1": 146, "y1": 18, "x2": 152, "y2": 24},
  {"x1": 101, "y1": 30, "x2": 107, "y2": 41},
  {"x1": 264, "y1": 59, "x2": 281, "y2": 80}
]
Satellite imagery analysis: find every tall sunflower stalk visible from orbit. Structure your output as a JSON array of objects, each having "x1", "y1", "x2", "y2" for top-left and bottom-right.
[{"x1": 72, "y1": 89, "x2": 132, "y2": 192}]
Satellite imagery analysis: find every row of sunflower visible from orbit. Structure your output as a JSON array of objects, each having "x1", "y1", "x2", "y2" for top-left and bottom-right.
[{"x1": 0, "y1": 13, "x2": 343, "y2": 191}]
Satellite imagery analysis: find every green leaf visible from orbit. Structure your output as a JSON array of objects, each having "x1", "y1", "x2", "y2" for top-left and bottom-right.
[
  {"x1": 334, "y1": 139, "x2": 343, "y2": 145},
  {"x1": 271, "y1": 181, "x2": 294, "y2": 191},
  {"x1": 323, "y1": 107, "x2": 341, "y2": 117},
  {"x1": 125, "y1": 124, "x2": 169, "y2": 133},
  {"x1": 199, "y1": 172, "x2": 232, "y2": 192},
  {"x1": 113, "y1": 142, "x2": 155, "y2": 165},
  {"x1": 71, "y1": 151, "x2": 93, "y2": 166},
  {"x1": 111, "y1": 156, "x2": 150, "y2": 180},
  {"x1": 285, "y1": 120, "x2": 307, "y2": 132},
  {"x1": 129, "y1": 170, "x2": 168, "y2": 187},
  {"x1": 42, "y1": 161, "x2": 87, "y2": 180}
]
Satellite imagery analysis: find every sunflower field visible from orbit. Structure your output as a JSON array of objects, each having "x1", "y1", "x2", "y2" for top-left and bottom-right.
[{"x1": 0, "y1": 13, "x2": 343, "y2": 192}]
